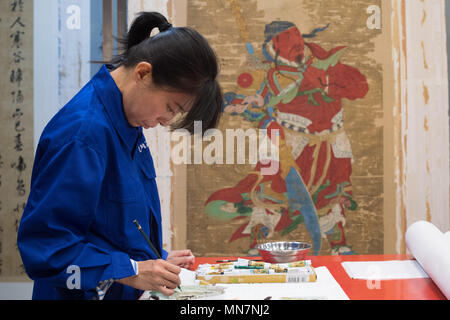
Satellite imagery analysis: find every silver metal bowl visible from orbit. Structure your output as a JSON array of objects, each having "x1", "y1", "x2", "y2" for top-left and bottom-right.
[{"x1": 255, "y1": 241, "x2": 312, "y2": 263}]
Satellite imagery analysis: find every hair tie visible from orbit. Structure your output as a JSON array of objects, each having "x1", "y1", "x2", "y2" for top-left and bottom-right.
[{"x1": 159, "y1": 22, "x2": 172, "y2": 32}]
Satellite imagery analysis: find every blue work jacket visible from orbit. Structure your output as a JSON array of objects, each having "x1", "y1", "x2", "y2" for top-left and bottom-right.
[{"x1": 17, "y1": 65, "x2": 168, "y2": 300}]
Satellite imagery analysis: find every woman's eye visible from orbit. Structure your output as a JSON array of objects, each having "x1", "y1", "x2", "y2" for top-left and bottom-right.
[{"x1": 167, "y1": 105, "x2": 175, "y2": 114}]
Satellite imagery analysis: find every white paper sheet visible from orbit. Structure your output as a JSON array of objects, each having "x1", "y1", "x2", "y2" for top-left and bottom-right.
[
  {"x1": 180, "y1": 267, "x2": 197, "y2": 285},
  {"x1": 206, "y1": 267, "x2": 348, "y2": 300},
  {"x1": 207, "y1": 267, "x2": 348, "y2": 300},
  {"x1": 341, "y1": 260, "x2": 429, "y2": 280},
  {"x1": 405, "y1": 220, "x2": 450, "y2": 299},
  {"x1": 186, "y1": 267, "x2": 347, "y2": 300},
  {"x1": 444, "y1": 231, "x2": 450, "y2": 244}
]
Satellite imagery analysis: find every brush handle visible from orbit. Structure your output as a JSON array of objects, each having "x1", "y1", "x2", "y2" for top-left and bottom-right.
[
  {"x1": 133, "y1": 219, "x2": 182, "y2": 292},
  {"x1": 133, "y1": 220, "x2": 162, "y2": 259}
]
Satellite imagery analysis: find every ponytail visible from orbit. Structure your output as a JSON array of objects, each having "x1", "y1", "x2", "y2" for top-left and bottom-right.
[
  {"x1": 112, "y1": 12, "x2": 171, "y2": 65},
  {"x1": 126, "y1": 12, "x2": 171, "y2": 50}
]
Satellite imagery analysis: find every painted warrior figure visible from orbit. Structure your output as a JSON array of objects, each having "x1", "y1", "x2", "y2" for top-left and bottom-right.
[{"x1": 205, "y1": 21, "x2": 369, "y2": 255}]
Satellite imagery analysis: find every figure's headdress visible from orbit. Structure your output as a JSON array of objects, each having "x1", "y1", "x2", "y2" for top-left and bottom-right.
[{"x1": 263, "y1": 21, "x2": 330, "y2": 64}]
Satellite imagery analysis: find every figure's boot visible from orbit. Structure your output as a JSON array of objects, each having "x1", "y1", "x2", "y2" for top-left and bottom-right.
[{"x1": 325, "y1": 221, "x2": 355, "y2": 255}]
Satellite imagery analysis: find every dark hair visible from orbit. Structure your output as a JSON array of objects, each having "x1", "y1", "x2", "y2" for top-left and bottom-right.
[{"x1": 111, "y1": 12, "x2": 223, "y2": 134}]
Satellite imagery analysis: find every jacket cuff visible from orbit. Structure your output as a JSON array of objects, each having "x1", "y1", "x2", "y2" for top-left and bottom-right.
[
  {"x1": 162, "y1": 248, "x2": 169, "y2": 260},
  {"x1": 111, "y1": 251, "x2": 136, "y2": 280}
]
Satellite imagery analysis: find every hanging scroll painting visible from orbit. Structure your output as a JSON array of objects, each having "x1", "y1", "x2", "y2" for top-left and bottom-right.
[{"x1": 186, "y1": 0, "x2": 383, "y2": 256}]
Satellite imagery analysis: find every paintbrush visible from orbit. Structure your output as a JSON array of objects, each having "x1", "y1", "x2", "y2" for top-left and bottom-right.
[{"x1": 133, "y1": 219, "x2": 182, "y2": 292}]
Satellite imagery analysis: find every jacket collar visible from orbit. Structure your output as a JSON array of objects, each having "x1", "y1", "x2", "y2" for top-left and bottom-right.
[{"x1": 92, "y1": 65, "x2": 142, "y2": 154}]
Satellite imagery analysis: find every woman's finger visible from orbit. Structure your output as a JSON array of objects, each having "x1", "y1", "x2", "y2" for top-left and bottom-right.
[
  {"x1": 157, "y1": 285, "x2": 175, "y2": 296},
  {"x1": 170, "y1": 249, "x2": 193, "y2": 257}
]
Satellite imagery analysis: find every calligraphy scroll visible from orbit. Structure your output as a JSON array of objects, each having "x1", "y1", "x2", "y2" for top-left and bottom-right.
[{"x1": 0, "y1": 0, "x2": 33, "y2": 280}]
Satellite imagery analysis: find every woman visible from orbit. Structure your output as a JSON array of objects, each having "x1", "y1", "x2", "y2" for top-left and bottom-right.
[{"x1": 17, "y1": 12, "x2": 223, "y2": 300}]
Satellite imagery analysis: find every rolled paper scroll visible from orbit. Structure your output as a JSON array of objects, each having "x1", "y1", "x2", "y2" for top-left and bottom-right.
[{"x1": 405, "y1": 220, "x2": 450, "y2": 299}]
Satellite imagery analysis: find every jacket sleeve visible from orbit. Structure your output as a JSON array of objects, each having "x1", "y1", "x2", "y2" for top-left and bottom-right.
[{"x1": 17, "y1": 139, "x2": 136, "y2": 293}]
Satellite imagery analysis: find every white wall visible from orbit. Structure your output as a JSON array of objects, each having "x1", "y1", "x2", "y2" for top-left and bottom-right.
[
  {"x1": 33, "y1": 0, "x2": 91, "y2": 152},
  {"x1": 391, "y1": 0, "x2": 450, "y2": 253},
  {"x1": 0, "y1": 283, "x2": 33, "y2": 300}
]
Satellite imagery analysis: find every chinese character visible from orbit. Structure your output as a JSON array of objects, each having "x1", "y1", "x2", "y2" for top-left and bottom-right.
[
  {"x1": 10, "y1": 30, "x2": 24, "y2": 49},
  {"x1": 14, "y1": 133, "x2": 23, "y2": 152},
  {"x1": 13, "y1": 203, "x2": 26, "y2": 216},
  {"x1": 10, "y1": 0, "x2": 24, "y2": 12},
  {"x1": 10, "y1": 68, "x2": 23, "y2": 86},
  {"x1": 11, "y1": 90, "x2": 24, "y2": 104},
  {"x1": 16, "y1": 177, "x2": 26, "y2": 196},
  {"x1": 12, "y1": 108, "x2": 23, "y2": 119},
  {"x1": 11, "y1": 155, "x2": 26, "y2": 173},
  {"x1": 10, "y1": 16, "x2": 25, "y2": 29},
  {"x1": 15, "y1": 120, "x2": 25, "y2": 132},
  {"x1": 12, "y1": 50, "x2": 25, "y2": 64}
]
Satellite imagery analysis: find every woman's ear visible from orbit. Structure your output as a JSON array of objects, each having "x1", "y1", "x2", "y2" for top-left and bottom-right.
[{"x1": 133, "y1": 62, "x2": 153, "y2": 86}]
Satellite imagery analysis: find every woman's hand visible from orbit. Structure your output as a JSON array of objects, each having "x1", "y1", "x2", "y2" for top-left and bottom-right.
[
  {"x1": 166, "y1": 250, "x2": 195, "y2": 269},
  {"x1": 116, "y1": 259, "x2": 181, "y2": 296}
]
